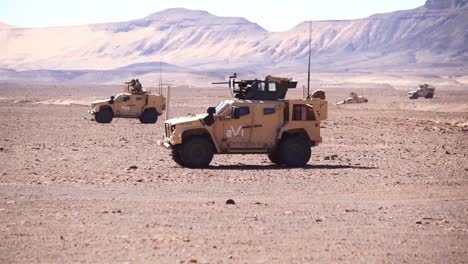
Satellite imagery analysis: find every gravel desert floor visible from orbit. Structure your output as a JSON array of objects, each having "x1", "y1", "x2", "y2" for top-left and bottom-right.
[{"x1": 0, "y1": 83, "x2": 467, "y2": 263}]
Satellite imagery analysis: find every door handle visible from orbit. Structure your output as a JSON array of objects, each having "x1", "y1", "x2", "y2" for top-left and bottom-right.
[{"x1": 242, "y1": 124, "x2": 263, "y2": 129}]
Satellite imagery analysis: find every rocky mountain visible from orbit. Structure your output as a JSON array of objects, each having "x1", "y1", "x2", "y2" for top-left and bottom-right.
[{"x1": 0, "y1": 0, "x2": 467, "y2": 84}]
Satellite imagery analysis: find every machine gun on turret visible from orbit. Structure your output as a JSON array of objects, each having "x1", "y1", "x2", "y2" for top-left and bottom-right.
[{"x1": 212, "y1": 73, "x2": 297, "y2": 100}]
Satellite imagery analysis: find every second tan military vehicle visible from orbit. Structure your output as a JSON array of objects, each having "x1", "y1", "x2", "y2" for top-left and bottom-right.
[
  {"x1": 90, "y1": 80, "x2": 166, "y2": 124},
  {"x1": 408, "y1": 84, "x2": 435, "y2": 99},
  {"x1": 336, "y1": 92, "x2": 368, "y2": 105},
  {"x1": 158, "y1": 74, "x2": 328, "y2": 168}
]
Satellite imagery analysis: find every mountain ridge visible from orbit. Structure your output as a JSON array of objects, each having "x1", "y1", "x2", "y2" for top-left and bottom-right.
[{"x1": 0, "y1": 0, "x2": 466, "y2": 85}]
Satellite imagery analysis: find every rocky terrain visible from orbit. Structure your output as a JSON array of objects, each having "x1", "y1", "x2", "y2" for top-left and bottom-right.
[
  {"x1": 0, "y1": 83, "x2": 467, "y2": 263},
  {"x1": 0, "y1": 0, "x2": 467, "y2": 85}
]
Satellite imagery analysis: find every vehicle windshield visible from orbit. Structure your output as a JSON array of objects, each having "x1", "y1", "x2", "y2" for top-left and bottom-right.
[
  {"x1": 214, "y1": 101, "x2": 229, "y2": 115},
  {"x1": 113, "y1": 94, "x2": 124, "y2": 101}
]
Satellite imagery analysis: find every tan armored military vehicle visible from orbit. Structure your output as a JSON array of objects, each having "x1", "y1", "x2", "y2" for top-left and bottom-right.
[
  {"x1": 336, "y1": 92, "x2": 368, "y2": 105},
  {"x1": 408, "y1": 84, "x2": 435, "y2": 99},
  {"x1": 90, "y1": 79, "x2": 166, "y2": 123},
  {"x1": 158, "y1": 74, "x2": 328, "y2": 168}
]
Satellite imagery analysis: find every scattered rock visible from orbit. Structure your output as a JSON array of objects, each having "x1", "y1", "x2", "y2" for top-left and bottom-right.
[
  {"x1": 324, "y1": 154, "x2": 339, "y2": 160},
  {"x1": 345, "y1": 209, "x2": 358, "y2": 213},
  {"x1": 226, "y1": 199, "x2": 236, "y2": 205},
  {"x1": 60, "y1": 235, "x2": 64, "y2": 240},
  {"x1": 183, "y1": 238, "x2": 190, "y2": 242},
  {"x1": 415, "y1": 221, "x2": 422, "y2": 224},
  {"x1": 101, "y1": 210, "x2": 109, "y2": 214},
  {"x1": 188, "y1": 259, "x2": 197, "y2": 263},
  {"x1": 136, "y1": 179, "x2": 143, "y2": 183},
  {"x1": 0, "y1": 147, "x2": 4, "y2": 151},
  {"x1": 127, "y1": 165, "x2": 138, "y2": 171},
  {"x1": 315, "y1": 219, "x2": 323, "y2": 223}
]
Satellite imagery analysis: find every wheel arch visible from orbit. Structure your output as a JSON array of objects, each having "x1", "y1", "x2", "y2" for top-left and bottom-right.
[
  {"x1": 98, "y1": 105, "x2": 114, "y2": 115},
  {"x1": 279, "y1": 128, "x2": 316, "y2": 146},
  {"x1": 181, "y1": 129, "x2": 220, "y2": 153},
  {"x1": 143, "y1": 106, "x2": 162, "y2": 116}
]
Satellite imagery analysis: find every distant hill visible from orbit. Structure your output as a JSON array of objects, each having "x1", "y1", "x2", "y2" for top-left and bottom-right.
[
  {"x1": 0, "y1": 22, "x2": 13, "y2": 29},
  {"x1": 0, "y1": 0, "x2": 467, "y2": 85}
]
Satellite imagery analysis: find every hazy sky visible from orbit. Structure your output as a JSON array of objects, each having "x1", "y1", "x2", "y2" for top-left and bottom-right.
[{"x1": 1, "y1": 0, "x2": 426, "y2": 31}]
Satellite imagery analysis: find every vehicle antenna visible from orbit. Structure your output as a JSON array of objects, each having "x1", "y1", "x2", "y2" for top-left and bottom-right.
[
  {"x1": 306, "y1": 20, "x2": 312, "y2": 99},
  {"x1": 159, "y1": 60, "x2": 163, "y2": 95}
]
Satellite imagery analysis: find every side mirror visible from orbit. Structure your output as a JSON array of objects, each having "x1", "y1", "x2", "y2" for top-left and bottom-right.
[
  {"x1": 232, "y1": 107, "x2": 241, "y2": 119},
  {"x1": 207, "y1": 107, "x2": 216, "y2": 115},
  {"x1": 110, "y1": 96, "x2": 115, "y2": 100},
  {"x1": 109, "y1": 96, "x2": 115, "y2": 104}
]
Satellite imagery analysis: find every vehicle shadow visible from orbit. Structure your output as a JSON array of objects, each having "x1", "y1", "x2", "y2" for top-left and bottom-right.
[{"x1": 208, "y1": 164, "x2": 378, "y2": 171}]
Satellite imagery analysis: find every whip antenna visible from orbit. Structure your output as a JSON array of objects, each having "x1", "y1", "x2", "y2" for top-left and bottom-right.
[{"x1": 307, "y1": 20, "x2": 312, "y2": 98}]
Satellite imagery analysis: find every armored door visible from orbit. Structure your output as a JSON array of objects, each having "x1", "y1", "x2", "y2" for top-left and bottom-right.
[{"x1": 219, "y1": 104, "x2": 253, "y2": 151}]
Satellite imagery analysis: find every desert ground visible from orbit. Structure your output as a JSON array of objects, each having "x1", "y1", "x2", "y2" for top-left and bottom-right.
[{"x1": 0, "y1": 81, "x2": 467, "y2": 263}]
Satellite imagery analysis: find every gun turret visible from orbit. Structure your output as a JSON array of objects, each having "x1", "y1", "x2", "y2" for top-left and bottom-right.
[{"x1": 212, "y1": 73, "x2": 297, "y2": 100}]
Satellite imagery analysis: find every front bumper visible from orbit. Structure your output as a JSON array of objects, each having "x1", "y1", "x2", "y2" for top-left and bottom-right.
[
  {"x1": 157, "y1": 136, "x2": 182, "y2": 149},
  {"x1": 157, "y1": 138, "x2": 172, "y2": 149}
]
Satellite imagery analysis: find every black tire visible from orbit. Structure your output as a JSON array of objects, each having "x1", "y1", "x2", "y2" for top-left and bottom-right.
[
  {"x1": 409, "y1": 93, "x2": 418, "y2": 100},
  {"x1": 278, "y1": 136, "x2": 311, "y2": 167},
  {"x1": 179, "y1": 136, "x2": 214, "y2": 168},
  {"x1": 140, "y1": 109, "x2": 158, "y2": 124},
  {"x1": 95, "y1": 108, "x2": 113, "y2": 123},
  {"x1": 267, "y1": 151, "x2": 283, "y2": 166},
  {"x1": 171, "y1": 148, "x2": 185, "y2": 167},
  {"x1": 425, "y1": 93, "x2": 434, "y2": 99}
]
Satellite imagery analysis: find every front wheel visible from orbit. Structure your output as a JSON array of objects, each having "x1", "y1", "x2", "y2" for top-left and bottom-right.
[
  {"x1": 178, "y1": 136, "x2": 214, "y2": 168},
  {"x1": 171, "y1": 148, "x2": 185, "y2": 167},
  {"x1": 267, "y1": 151, "x2": 283, "y2": 166},
  {"x1": 140, "y1": 109, "x2": 158, "y2": 124},
  {"x1": 278, "y1": 136, "x2": 311, "y2": 167},
  {"x1": 425, "y1": 93, "x2": 434, "y2": 99},
  {"x1": 95, "y1": 108, "x2": 113, "y2": 123}
]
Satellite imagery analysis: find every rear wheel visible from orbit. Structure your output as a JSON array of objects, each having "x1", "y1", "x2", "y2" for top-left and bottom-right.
[
  {"x1": 95, "y1": 108, "x2": 113, "y2": 123},
  {"x1": 425, "y1": 93, "x2": 434, "y2": 99},
  {"x1": 278, "y1": 136, "x2": 311, "y2": 167},
  {"x1": 140, "y1": 109, "x2": 158, "y2": 124},
  {"x1": 179, "y1": 136, "x2": 214, "y2": 168}
]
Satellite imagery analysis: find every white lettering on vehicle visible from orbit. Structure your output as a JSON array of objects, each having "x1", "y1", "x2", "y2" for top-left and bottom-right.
[
  {"x1": 122, "y1": 106, "x2": 130, "y2": 111},
  {"x1": 226, "y1": 126, "x2": 244, "y2": 137}
]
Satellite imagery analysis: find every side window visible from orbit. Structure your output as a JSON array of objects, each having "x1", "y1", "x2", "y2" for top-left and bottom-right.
[
  {"x1": 257, "y1": 82, "x2": 265, "y2": 91},
  {"x1": 238, "y1": 107, "x2": 250, "y2": 117},
  {"x1": 268, "y1": 82, "x2": 276, "y2": 92},
  {"x1": 123, "y1": 96, "x2": 130, "y2": 102},
  {"x1": 264, "y1": 108, "x2": 275, "y2": 115},
  {"x1": 292, "y1": 104, "x2": 316, "y2": 121},
  {"x1": 136, "y1": 97, "x2": 143, "y2": 101}
]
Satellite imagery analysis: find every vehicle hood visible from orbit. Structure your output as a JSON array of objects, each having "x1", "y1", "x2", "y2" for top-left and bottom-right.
[
  {"x1": 91, "y1": 99, "x2": 110, "y2": 105},
  {"x1": 166, "y1": 114, "x2": 207, "y2": 125}
]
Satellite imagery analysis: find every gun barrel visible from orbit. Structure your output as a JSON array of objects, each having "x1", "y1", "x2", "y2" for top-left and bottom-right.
[{"x1": 212, "y1": 82, "x2": 229, "y2": 85}]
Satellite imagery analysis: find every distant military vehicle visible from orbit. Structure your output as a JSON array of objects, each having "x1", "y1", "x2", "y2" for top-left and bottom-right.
[
  {"x1": 336, "y1": 92, "x2": 368, "y2": 105},
  {"x1": 408, "y1": 84, "x2": 435, "y2": 99},
  {"x1": 157, "y1": 73, "x2": 328, "y2": 168},
  {"x1": 89, "y1": 80, "x2": 166, "y2": 124}
]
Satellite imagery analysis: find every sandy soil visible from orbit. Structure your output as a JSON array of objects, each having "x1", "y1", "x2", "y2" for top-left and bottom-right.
[{"x1": 0, "y1": 83, "x2": 467, "y2": 263}]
